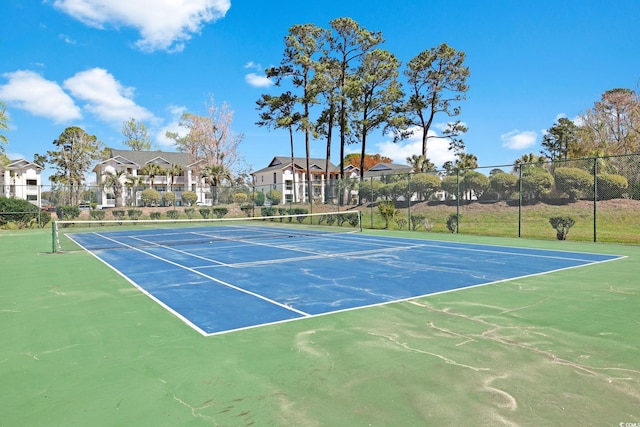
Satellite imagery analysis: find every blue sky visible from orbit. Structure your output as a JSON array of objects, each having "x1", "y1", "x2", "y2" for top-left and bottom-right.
[{"x1": 1, "y1": 0, "x2": 639, "y2": 182}]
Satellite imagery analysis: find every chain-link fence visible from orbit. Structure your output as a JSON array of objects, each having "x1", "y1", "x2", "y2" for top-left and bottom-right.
[
  {"x1": 254, "y1": 154, "x2": 640, "y2": 243},
  {"x1": 341, "y1": 154, "x2": 640, "y2": 243},
  {"x1": 3, "y1": 154, "x2": 640, "y2": 242}
]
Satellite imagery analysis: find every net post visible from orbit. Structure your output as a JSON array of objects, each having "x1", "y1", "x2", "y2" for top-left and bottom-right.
[{"x1": 51, "y1": 221, "x2": 58, "y2": 253}]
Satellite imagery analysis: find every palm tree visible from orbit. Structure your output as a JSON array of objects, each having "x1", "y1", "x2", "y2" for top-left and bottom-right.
[
  {"x1": 167, "y1": 163, "x2": 184, "y2": 193},
  {"x1": 406, "y1": 154, "x2": 436, "y2": 173},
  {"x1": 140, "y1": 163, "x2": 164, "y2": 189},
  {"x1": 125, "y1": 175, "x2": 145, "y2": 207},
  {"x1": 103, "y1": 170, "x2": 127, "y2": 208},
  {"x1": 512, "y1": 153, "x2": 547, "y2": 173},
  {"x1": 200, "y1": 164, "x2": 231, "y2": 205}
]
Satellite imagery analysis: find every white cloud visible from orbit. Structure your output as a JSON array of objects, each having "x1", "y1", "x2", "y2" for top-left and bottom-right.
[
  {"x1": 244, "y1": 62, "x2": 272, "y2": 87},
  {"x1": 59, "y1": 34, "x2": 77, "y2": 45},
  {"x1": 63, "y1": 68, "x2": 155, "y2": 125},
  {"x1": 245, "y1": 73, "x2": 273, "y2": 88},
  {"x1": 155, "y1": 105, "x2": 188, "y2": 148},
  {"x1": 500, "y1": 130, "x2": 537, "y2": 150},
  {"x1": 374, "y1": 126, "x2": 457, "y2": 167},
  {"x1": 0, "y1": 70, "x2": 81, "y2": 123},
  {"x1": 52, "y1": 0, "x2": 231, "y2": 52}
]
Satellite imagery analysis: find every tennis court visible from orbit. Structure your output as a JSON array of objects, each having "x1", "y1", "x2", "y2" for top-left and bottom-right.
[
  {"x1": 65, "y1": 221, "x2": 622, "y2": 336},
  {"x1": 3, "y1": 222, "x2": 640, "y2": 426}
]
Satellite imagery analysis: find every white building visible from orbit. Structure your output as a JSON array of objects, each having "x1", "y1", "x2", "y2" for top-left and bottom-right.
[
  {"x1": 251, "y1": 156, "x2": 359, "y2": 204},
  {"x1": 93, "y1": 149, "x2": 208, "y2": 207},
  {"x1": 0, "y1": 159, "x2": 44, "y2": 206}
]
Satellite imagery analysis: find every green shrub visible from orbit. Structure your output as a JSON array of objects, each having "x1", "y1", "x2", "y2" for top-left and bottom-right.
[
  {"x1": 3, "y1": 221, "x2": 19, "y2": 230},
  {"x1": 0, "y1": 197, "x2": 48, "y2": 228},
  {"x1": 266, "y1": 189, "x2": 282, "y2": 206},
  {"x1": 366, "y1": 179, "x2": 387, "y2": 202},
  {"x1": 461, "y1": 171, "x2": 490, "y2": 200},
  {"x1": 519, "y1": 168, "x2": 554, "y2": 202},
  {"x1": 377, "y1": 201, "x2": 397, "y2": 229},
  {"x1": 253, "y1": 191, "x2": 265, "y2": 206},
  {"x1": 127, "y1": 209, "x2": 142, "y2": 220},
  {"x1": 291, "y1": 208, "x2": 309, "y2": 224},
  {"x1": 111, "y1": 210, "x2": 125, "y2": 221},
  {"x1": 199, "y1": 208, "x2": 211, "y2": 219},
  {"x1": 149, "y1": 212, "x2": 161, "y2": 220},
  {"x1": 55, "y1": 205, "x2": 81, "y2": 220},
  {"x1": 441, "y1": 176, "x2": 459, "y2": 199},
  {"x1": 240, "y1": 204, "x2": 253, "y2": 217},
  {"x1": 162, "y1": 192, "x2": 176, "y2": 207},
  {"x1": 490, "y1": 172, "x2": 518, "y2": 200},
  {"x1": 596, "y1": 174, "x2": 628, "y2": 200},
  {"x1": 233, "y1": 193, "x2": 248, "y2": 204},
  {"x1": 38, "y1": 211, "x2": 52, "y2": 228},
  {"x1": 181, "y1": 191, "x2": 198, "y2": 206},
  {"x1": 90, "y1": 210, "x2": 106, "y2": 220},
  {"x1": 166, "y1": 210, "x2": 180, "y2": 219},
  {"x1": 410, "y1": 173, "x2": 441, "y2": 201},
  {"x1": 276, "y1": 207, "x2": 288, "y2": 222},
  {"x1": 346, "y1": 212, "x2": 360, "y2": 227},
  {"x1": 212, "y1": 207, "x2": 228, "y2": 218},
  {"x1": 325, "y1": 214, "x2": 337, "y2": 226},
  {"x1": 410, "y1": 213, "x2": 433, "y2": 231},
  {"x1": 446, "y1": 213, "x2": 459, "y2": 233},
  {"x1": 140, "y1": 188, "x2": 161, "y2": 207},
  {"x1": 260, "y1": 207, "x2": 277, "y2": 219},
  {"x1": 549, "y1": 216, "x2": 575, "y2": 240},
  {"x1": 394, "y1": 217, "x2": 408, "y2": 230},
  {"x1": 553, "y1": 167, "x2": 593, "y2": 201},
  {"x1": 184, "y1": 208, "x2": 195, "y2": 219}
]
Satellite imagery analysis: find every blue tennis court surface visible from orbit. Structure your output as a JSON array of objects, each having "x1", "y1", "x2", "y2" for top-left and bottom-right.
[{"x1": 69, "y1": 226, "x2": 623, "y2": 336}]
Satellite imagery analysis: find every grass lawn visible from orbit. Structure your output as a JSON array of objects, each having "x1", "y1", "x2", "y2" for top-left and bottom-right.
[
  {"x1": 1, "y1": 227, "x2": 639, "y2": 426},
  {"x1": 361, "y1": 198, "x2": 640, "y2": 244}
]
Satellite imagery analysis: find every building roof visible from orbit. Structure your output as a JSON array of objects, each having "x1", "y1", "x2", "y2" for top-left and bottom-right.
[
  {"x1": 2, "y1": 159, "x2": 44, "y2": 171},
  {"x1": 251, "y1": 156, "x2": 342, "y2": 175},
  {"x1": 363, "y1": 162, "x2": 412, "y2": 178},
  {"x1": 94, "y1": 149, "x2": 204, "y2": 171}
]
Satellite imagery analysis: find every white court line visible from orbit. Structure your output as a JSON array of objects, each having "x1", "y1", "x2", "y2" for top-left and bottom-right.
[
  {"x1": 69, "y1": 230, "x2": 626, "y2": 337},
  {"x1": 322, "y1": 232, "x2": 624, "y2": 263},
  {"x1": 92, "y1": 232, "x2": 311, "y2": 317},
  {"x1": 126, "y1": 231, "x2": 426, "y2": 269}
]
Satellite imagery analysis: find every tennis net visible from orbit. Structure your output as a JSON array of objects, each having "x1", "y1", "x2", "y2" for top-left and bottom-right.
[{"x1": 52, "y1": 210, "x2": 362, "y2": 253}]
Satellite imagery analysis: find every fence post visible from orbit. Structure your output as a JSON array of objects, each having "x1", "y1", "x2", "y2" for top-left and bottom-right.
[
  {"x1": 370, "y1": 177, "x2": 374, "y2": 229},
  {"x1": 407, "y1": 174, "x2": 411, "y2": 230},
  {"x1": 455, "y1": 170, "x2": 460, "y2": 233},
  {"x1": 518, "y1": 165, "x2": 523, "y2": 238},
  {"x1": 593, "y1": 157, "x2": 598, "y2": 242}
]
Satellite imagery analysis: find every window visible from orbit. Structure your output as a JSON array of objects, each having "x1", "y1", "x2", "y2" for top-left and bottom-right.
[
  {"x1": 273, "y1": 172, "x2": 277, "y2": 184},
  {"x1": 27, "y1": 194, "x2": 38, "y2": 201},
  {"x1": 26, "y1": 179, "x2": 37, "y2": 186},
  {"x1": 285, "y1": 181, "x2": 292, "y2": 190}
]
